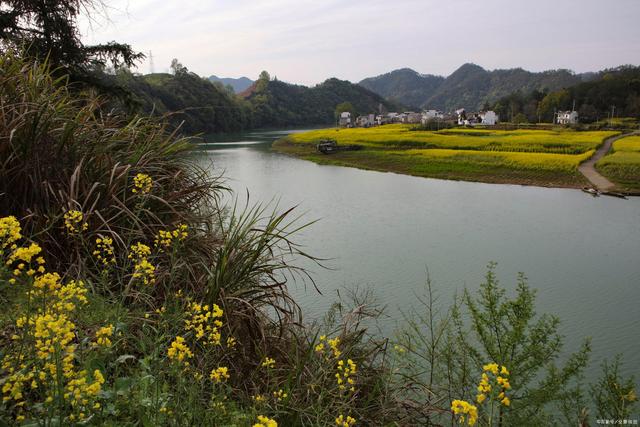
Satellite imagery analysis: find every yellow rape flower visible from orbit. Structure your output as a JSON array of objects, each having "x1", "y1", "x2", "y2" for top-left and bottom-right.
[
  {"x1": 261, "y1": 357, "x2": 275, "y2": 369},
  {"x1": 210, "y1": 366, "x2": 230, "y2": 383},
  {"x1": 63, "y1": 210, "x2": 88, "y2": 234},
  {"x1": 93, "y1": 237, "x2": 116, "y2": 268},
  {"x1": 167, "y1": 336, "x2": 193, "y2": 365},
  {"x1": 94, "y1": 325, "x2": 114, "y2": 347},
  {"x1": 482, "y1": 363, "x2": 499, "y2": 375},
  {"x1": 253, "y1": 415, "x2": 277, "y2": 427},
  {"x1": 0, "y1": 216, "x2": 22, "y2": 255},
  {"x1": 272, "y1": 389, "x2": 288, "y2": 401},
  {"x1": 132, "y1": 173, "x2": 153, "y2": 195},
  {"x1": 335, "y1": 414, "x2": 356, "y2": 427},
  {"x1": 451, "y1": 399, "x2": 478, "y2": 426}
]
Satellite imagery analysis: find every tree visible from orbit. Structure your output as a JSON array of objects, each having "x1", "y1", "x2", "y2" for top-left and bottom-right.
[
  {"x1": 0, "y1": 0, "x2": 144, "y2": 80},
  {"x1": 452, "y1": 264, "x2": 591, "y2": 426},
  {"x1": 256, "y1": 70, "x2": 271, "y2": 92},
  {"x1": 395, "y1": 264, "x2": 591, "y2": 426},
  {"x1": 537, "y1": 90, "x2": 571, "y2": 123},
  {"x1": 513, "y1": 113, "x2": 528, "y2": 124},
  {"x1": 335, "y1": 102, "x2": 355, "y2": 121},
  {"x1": 591, "y1": 356, "x2": 637, "y2": 420},
  {"x1": 170, "y1": 58, "x2": 187, "y2": 75}
]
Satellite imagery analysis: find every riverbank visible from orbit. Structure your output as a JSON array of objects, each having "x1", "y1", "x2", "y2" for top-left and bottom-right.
[{"x1": 273, "y1": 126, "x2": 621, "y2": 190}]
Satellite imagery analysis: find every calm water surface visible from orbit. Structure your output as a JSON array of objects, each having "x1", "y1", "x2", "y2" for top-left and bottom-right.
[{"x1": 198, "y1": 129, "x2": 640, "y2": 383}]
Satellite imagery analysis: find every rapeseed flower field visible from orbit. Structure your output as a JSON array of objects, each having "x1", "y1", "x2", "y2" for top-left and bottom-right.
[{"x1": 277, "y1": 125, "x2": 617, "y2": 187}]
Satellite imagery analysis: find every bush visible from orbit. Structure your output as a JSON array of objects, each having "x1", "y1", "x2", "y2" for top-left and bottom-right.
[{"x1": 0, "y1": 51, "x2": 402, "y2": 425}]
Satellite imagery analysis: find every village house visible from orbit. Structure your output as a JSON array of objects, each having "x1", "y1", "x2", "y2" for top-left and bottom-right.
[
  {"x1": 457, "y1": 108, "x2": 499, "y2": 126},
  {"x1": 479, "y1": 110, "x2": 499, "y2": 125},
  {"x1": 339, "y1": 111, "x2": 352, "y2": 127},
  {"x1": 355, "y1": 114, "x2": 375, "y2": 127},
  {"x1": 421, "y1": 110, "x2": 445, "y2": 124},
  {"x1": 556, "y1": 110, "x2": 578, "y2": 125}
]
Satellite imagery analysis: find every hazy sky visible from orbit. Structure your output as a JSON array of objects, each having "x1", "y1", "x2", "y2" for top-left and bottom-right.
[{"x1": 80, "y1": 0, "x2": 640, "y2": 86}]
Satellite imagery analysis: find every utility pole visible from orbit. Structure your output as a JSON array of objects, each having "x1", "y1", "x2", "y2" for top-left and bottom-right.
[{"x1": 149, "y1": 51, "x2": 155, "y2": 74}]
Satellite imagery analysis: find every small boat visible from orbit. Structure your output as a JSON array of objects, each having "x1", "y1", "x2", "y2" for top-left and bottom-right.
[
  {"x1": 317, "y1": 139, "x2": 362, "y2": 154},
  {"x1": 581, "y1": 187, "x2": 600, "y2": 197}
]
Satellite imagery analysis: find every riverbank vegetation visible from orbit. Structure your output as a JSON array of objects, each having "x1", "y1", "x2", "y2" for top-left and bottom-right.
[
  {"x1": 275, "y1": 126, "x2": 618, "y2": 188},
  {"x1": 2, "y1": 50, "x2": 637, "y2": 426},
  {"x1": 596, "y1": 135, "x2": 640, "y2": 191},
  {"x1": 1, "y1": 0, "x2": 638, "y2": 423}
]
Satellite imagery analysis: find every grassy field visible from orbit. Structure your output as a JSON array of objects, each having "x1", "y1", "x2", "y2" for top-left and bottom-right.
[
  {"x1": 596, "y1": 135, "x2": 640, "y2": 191},
  {"x1": 275, "y1": 125, "x2": 618, "y2": 188}
]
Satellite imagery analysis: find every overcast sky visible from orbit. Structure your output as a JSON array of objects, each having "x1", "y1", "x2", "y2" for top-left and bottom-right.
[{"x1": 80, "y1": 0, "x2": 640, "y2": 86}]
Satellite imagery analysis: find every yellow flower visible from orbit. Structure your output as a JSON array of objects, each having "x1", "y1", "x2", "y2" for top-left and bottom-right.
[
  {"x1": 476, "y1": 393, "x2": 486, "y2": 404},
  {"x1": 63, "y1": 210, "x2": 88, "y2": 234},
  {"x1": 210, "y1": 367, "x2": 230, "y2": 383},
  {"x1": 154, "y1": 224, "x2": 188, "y2": 249},
  {"x1": 501, "y1": 396, "x2": 511, "y2": 406},
  {"x1": 184, "y1": 302, "x2": 224, "y2": 346},
  {"x1": 482, "y1": 363, "x2": 499, "y2": 375},
  {"x1": 253, "y1": 415, "x2": 278, "y2": 427},
  {"x1": 94, "y1": 325, "x2": 114, "y2": 347},
  {"x1": 335, "y1": 414, "x2": 356, "y2": 426},
  {"x1": 128, "y1": 243, "x2": 155, "y2": 285},
  {"x1": 132, "y1": 173, "x2": 153, "y2": 195},
  {"x1": 261, "y1": 357, "x2": 275, "y2": 369},
  {"x1": 0, "y1": 216, "x2": 22, "y2": 255},
  {"x1": 272, "y1": 389, "x2": 288, "y2": 401},
  {"x1": 328, "y1": 337, "x2": 341, "y2": 358},
  {"x1": 167, "y1": 336, "x2": 193, "y2": 365},
  {"x1": 500, "y1": 365, "x2": 509, "y2": 376},
  {"x1": 93, "y1": 237, "x2": 116, "y2": 268},
  {"x1": 451, "y1": 399, "x2": 478, "y2": 426}
]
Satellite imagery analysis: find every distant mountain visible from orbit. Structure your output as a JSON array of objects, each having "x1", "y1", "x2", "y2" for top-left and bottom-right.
[
  {"x1": 242, "y1": 76, "x2": 403, "y2": 127},
  {"x1": 359, "y1": 64, "x2": 585, "y2": 111},
  {"x1": 208, "y1": 75, "x2": 253, "y2": 93},
  {"x1": 358, "y1": 68, "x2": 444, "y2": 108}
]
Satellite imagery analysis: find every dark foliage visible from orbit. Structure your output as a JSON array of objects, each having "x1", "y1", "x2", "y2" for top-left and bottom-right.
[
  {"x1": 244, "y1": 76, "x2": 403, "y2": 128},
  {"x1": 359, "y1": 64, "x2": 583, "y2": 111},
  {"x1": 0, "y1": 0, "x2": 144, "y2": 86}
]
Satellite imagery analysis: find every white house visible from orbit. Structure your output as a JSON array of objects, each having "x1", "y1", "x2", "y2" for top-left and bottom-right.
[
  {"x1": 479, "y1": 111, "x2": 499, "y2": 126},
  {"x1": 355, "y1": 114, "x2": 375, "y2": 127},
  {"x1": 421, "y1": 110, "x2": 444, "y2": 124},
  {"x1": 556, "y1": 110, "x2": 578, "y2": 125},
  {"x1": 339, "y1": 111, "x2": 351, "y2": 127},
  {"x1": 456, "y1": 108, "x2": 467, "y2": 125}
]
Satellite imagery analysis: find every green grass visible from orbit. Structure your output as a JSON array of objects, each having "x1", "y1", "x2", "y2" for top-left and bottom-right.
[
  {"x1": 276, "y1": 126, "x2": 617, "y2": 188},
  {"x1": 596, "y1": 135, "x2": 640, "y2": 191}
]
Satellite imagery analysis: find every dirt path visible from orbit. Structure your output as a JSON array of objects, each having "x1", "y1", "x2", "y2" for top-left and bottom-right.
[{"x1": 578, "y1": 131, "x2": 639, "y2": 190}]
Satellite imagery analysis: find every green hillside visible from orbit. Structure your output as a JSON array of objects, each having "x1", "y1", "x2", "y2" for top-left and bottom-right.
[
  {"x1": 359, "y1": 64, "x2": 584, "y2": 111},
  {"x1": 243, "y1": 73, "x2": 404, "y2": 128}
]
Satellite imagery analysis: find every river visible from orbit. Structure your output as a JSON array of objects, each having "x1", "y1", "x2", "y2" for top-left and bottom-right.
[{"x1": 198, "y1": 128, "x2": 640, "y2": 384}]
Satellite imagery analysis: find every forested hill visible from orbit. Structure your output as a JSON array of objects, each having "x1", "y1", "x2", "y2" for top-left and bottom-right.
[
  {"x1": 359, "y1": 63, "x2": 584, "y2": 111},
  {"x1": 115, "y1": 70, "x2": 253, "y2": 134},
  {"x1": 358, "y1": 68, "x2": 444, "y2": 108},
  {"x1": 489, "y1": 65, "x2": 640, "y2": 123},
  {"x1": 242, "y1": 74, "x2": 404, "y2": 128},
  {"x1": 112, "y1": 70, "x2": 401, "y2": 133}
]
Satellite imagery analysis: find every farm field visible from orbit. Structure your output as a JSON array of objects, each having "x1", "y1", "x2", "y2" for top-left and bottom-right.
[
  {"x1": 274, "y1": 125, "x2": 618, "y2": 188},
  {"x1": 596, "y1": 135, "x2": 640, "y2": 191}
]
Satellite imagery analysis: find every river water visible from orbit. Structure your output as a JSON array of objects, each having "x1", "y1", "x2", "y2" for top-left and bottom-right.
[{"x1": 198, "y1": 129, "x2": 640, "y2": 384}]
